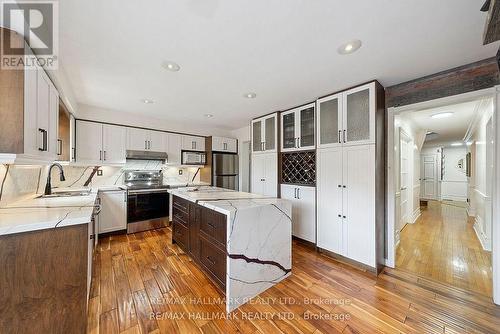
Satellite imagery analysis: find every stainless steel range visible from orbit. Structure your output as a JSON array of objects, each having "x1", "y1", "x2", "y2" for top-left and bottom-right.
[{"x1": 125, "y1": 170, "x2": 169, "y2": 233}]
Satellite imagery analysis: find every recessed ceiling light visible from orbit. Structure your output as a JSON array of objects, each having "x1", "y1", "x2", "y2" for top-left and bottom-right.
[
  {"x1": 451, "y1": 142, "x2": 463, "y2": 146},
  {"x1": 161, "y1": 60, "x2": 181, "y2": 72},
  {"x1": 244, "y1": 92, "x2": 257, "y2": 99},
  {"x1": 204, "y1": 114, "x2": 214, "y2": 118},
  {"x1": 431, "y1": 112, "x2": 453, "y2": 119},
  {"x1": 142, "y1": 99, "x2": 155, "y2": 104},
  {"x1": 337, "y1": 39, "x2": 362, "y2": 55}
]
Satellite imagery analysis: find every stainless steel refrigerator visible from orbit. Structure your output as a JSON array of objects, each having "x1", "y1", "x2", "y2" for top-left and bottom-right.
[{"x1": 212, "y1": 153, "x2": 239, "y2": 190}]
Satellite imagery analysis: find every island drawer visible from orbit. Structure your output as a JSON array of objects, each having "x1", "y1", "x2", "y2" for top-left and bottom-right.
[
  {"x1": 172, "y1": 220, "x2": 189, "y2": 251},
  {"x1": 172, "y1": 206, "x2": 189, "y2": 225},
  {"x1": 199, "y1": 235, "x2": 226, "y2": 287},
  {"x1": 173, "y1": 196, "x2": 189, "y2": 214},
  {"x1": 200, "y1": 209, "x2": 227, "y2": 246}
]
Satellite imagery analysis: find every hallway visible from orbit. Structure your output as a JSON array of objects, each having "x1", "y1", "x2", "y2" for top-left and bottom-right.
[{"x1": 396, "y1": 200, "x2": 492, "y2": 297}]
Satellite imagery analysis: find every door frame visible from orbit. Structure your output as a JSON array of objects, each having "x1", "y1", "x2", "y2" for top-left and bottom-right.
[
  {"x1": 386, "y1": 86, "x2": 500, "y2": 305},
  {"x1": 399, "y1": 129, "x2": 412, "y2": 228}
]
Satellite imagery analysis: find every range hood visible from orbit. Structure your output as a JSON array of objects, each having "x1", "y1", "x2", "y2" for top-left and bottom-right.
[{"x1": 126, "y1": 150, "x2": 168, "y2": 162}]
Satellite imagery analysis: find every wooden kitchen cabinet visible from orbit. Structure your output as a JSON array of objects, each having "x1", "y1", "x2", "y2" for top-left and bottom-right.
[
  {"x1": 0, "y1": 28, "x2": 60, "y2": 164},
  {"x1": 172, "y1": 195, "x2": 227, "y2": 290},
  {"x1": 98, "y1": 190, "x2": 127, "y2": 234}
]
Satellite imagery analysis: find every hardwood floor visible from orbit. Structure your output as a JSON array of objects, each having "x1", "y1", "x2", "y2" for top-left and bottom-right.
[
  {"x1": 88, "y1": 227, "x2": 500, "y2": 334},
  {"x1": 396, "y1": 200, "x2": 492, "y2": 297}
]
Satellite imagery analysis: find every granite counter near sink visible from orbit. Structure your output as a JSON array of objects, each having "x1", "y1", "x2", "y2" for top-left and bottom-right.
[{"x1": 168, "y1": 186, "x2": 292, "y2": 313}]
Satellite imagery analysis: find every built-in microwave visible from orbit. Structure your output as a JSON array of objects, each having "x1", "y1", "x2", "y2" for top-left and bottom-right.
[{"x1": 181, "y1": 150, "x2": 206, "y2": 165}]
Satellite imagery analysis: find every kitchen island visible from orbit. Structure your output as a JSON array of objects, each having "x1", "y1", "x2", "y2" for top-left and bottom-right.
[{"x1": 167, "y1": 186, "x2": 292, "y2": 312}]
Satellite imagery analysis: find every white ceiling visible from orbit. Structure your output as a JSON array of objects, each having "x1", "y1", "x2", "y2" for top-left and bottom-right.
[
  {"x1": 399, "y1": 100, "x2": 480, "y2": 146},
  {"x1": 59, "y1": 0, "x2": 499, "y2": 130}
]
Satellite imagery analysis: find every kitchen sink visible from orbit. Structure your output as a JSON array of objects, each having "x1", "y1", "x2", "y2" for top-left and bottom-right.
[{"x1": 36, "y1": 190, "x2": 92, "y2": 199}]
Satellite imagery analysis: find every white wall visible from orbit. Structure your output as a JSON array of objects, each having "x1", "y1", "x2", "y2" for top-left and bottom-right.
[
  {"x1": 230, "y1": 125, "x2": 251, "y2": 192},
  {"x1": 468, "y1": 99, "x2": 494, "y2": 250},
  {"x1": 441, "y1": 146, "x2": 468, "y2": 202},
  {"x1": 76, "y1": 104, "x2": 232, "y2": 137}
]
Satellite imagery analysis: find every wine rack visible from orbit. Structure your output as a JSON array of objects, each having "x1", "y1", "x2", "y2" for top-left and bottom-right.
[{"x1": 281, "y1": 151, "x2": 316, "y2": 186}]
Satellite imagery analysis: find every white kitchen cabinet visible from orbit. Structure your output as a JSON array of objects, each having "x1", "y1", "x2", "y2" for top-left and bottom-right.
[
  {"x1": 76, "y1": 121, "x2": 103, "y2": 164},
  {"x1": 281, "y1": 184, "x2": 316, "y2": 243},
  {"x1": 167, "y1": 133, "x2": 182, "y2": 164},
  {"x1": 127, "y1": 128, "x2": 165, "y2": 151},
  {"x1": 317, "y1": 82, "x2": 375, "y2": 148},
  {"x1": 281, "y1": 103, "x2": 315, "y2": 152},
  {"x1": 182, "y1": 135, "x2": 205, "y2": 151},
  {"x1": 316, "y1": 144, "x2": 376, "y2": 267},
  {"x1": 317, "y1": 147, "x2": 343, "y2": 254},
  {"x1": 102, "y1": 124, "x2": 127, "y2": 164},
  {"x1": 251, "y1": 153, "x2": 277, "y2": 197},
  {"x1": 251, "y1": 113, "x2": 277, "y2": 154},
  {"x1": 98, "y1": 190, "x2": 127, "y2": 233},
  {"x1": 212, "y1": 136, "x2": 237, "y2": 153},
  {"x1": 76, "y1": 120, "x2": 127, "y2": 165}
]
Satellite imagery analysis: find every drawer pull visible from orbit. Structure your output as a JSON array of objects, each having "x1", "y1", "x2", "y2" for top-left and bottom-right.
[
  {"x1": 206, "y1": 256, "x2": 216, "y2": 265},
  {"x1": 207, "y1": 222, "x2": 215, "y2": 229}
]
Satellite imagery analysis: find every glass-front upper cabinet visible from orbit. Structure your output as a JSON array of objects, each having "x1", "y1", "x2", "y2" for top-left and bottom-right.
[
  {"x1": 344, "y1": 82, "x2": 375, "y2": 145},
  {"x1": 317, "y1": 93, "x2": 342, "y2": 148},
  {"x1": 251, "y1": 113, "x2": 277, "y2": 154},
  {"x1": 280, "y1": 103, "x2": 315, "y2": 152},
  {"x1": 317, "y1": 82, "x2": 375, "y2": 148}
]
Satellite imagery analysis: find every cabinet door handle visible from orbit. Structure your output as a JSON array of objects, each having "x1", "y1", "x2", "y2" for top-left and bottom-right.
[
  {"x1": 294, "y1": 188, "x2": 297, "y2": 199},
  {"x1": 103, "y1": 151, "x2": 107, "y2": 161},
  {"x1": 207, "y1": 222, "x2": 215, "y2": 229},
  {"x1": 338, "y1": 214, "x2": 341, "y2": 218},
  {"x1": 297, "y1": 137, "x2": 300, "y2": 148},
  {"x1": 145, "y1": 140, "x2": 147, "y2": 149},
  {"x1": 343, "y1": 130, "x2": 346, "y2": 143},
  {"x1": 343, "y1": 215, "x2": 346, "y2": 219},
  {"x1": 206, "y1": 255, "x2": 216, "y2": 265},
  {"x1": 100, "y1": 150, "x2": 102, "y2": 161},
  {"x1": 38, "y1": 128, "x2": 47, "y2": 151},
  {"x1": 57, "y1": 139, "x2": 62, "y2": 156},
  {"x1": 338, "y1": 130, "x2": 341, "y2": 144},
  {"x1": 297, "y1": 188, "x2": 300, "y2": 199}
]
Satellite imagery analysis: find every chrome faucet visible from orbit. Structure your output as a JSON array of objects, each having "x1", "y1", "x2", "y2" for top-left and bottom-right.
[{"x1": 44, "y1": 163, "x2": 66, "y2": 195}]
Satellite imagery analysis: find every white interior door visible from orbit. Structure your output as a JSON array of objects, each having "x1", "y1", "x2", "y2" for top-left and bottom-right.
[
  {"x1": 343, "y1": 144, "x2": 375, "y2": 267},
  {"x1": 400, "y1": 136, "x2": 410, "y2": 228},
  {"x1": 421, "y1": 155, "x2": 437, "y2": 200},
  {"x1": 317, "y1": 147, "x2": 343, "y2": 254}
]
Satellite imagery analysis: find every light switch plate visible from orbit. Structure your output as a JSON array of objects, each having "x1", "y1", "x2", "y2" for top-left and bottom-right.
[
  {"x1": 97, "y1": 169, "x2": 103, "y2": 176},
  {"x1": 178, "y1": 169, "x2": 183, "y2": 175}
]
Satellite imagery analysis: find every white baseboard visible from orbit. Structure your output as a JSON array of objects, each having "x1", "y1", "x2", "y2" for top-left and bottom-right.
[
  {"x1": 411, "y1": 208, "x2": 421, "y2": 224},
  {"x1": 441, "y1": 195, "x2": 468, "y2": 202},
  {"x1": 473, "y1": 216, "x2": 492, "y2": 251}
]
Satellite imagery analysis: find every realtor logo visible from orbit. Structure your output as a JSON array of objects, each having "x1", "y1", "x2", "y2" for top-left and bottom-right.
[{"x1": 1, "y1": 0, "x2": 58, "y2": 69}]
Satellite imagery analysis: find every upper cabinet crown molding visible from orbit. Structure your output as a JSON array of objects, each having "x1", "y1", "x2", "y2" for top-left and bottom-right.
[
  {"x1": 251, "y1": 113, "x2": 278, "y2": 154},
  {"x1": 0, "y1": 28, "x2": 60, "y2": 164},
  {"x1": 280, "y1": 103, "x2": 315, "y2": 152}
]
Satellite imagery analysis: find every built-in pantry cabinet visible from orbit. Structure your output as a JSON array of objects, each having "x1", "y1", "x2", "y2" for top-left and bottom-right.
[
  {"x1": 0, "y1": 28, "x2": 60, "y2": 164},
  {"x1": 316, "y1": 81, "x2": 385, "y2": 272},
  {"x1": 75, "y1": 120, "x2": 127, "y2": 165},
  {"x1": 251, "y1": 153, "x2": 278, "y2": 197},
  {"x1": 251, "y1": 113, "x2": 278, "y2": 153},
  {"x1": 280, "y1": 103, "x2": 315, "y2": 152},
  {"x1": 280, "y1": 184, "x2": 316, "y2": 243}
]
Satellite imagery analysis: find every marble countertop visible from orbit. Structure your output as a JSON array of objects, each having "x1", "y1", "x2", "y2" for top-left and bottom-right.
[
  {"x1": 0, "y1": 186, "x2": 124, "y2": 236},
  {"x1": 167, "y1": 186, "x2": 285, "y2": 216}
]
